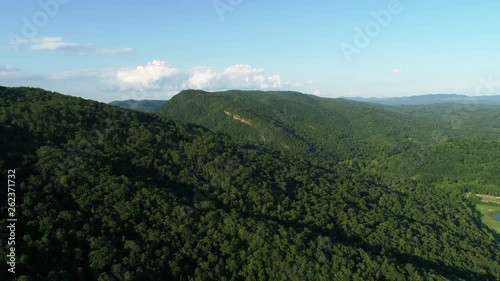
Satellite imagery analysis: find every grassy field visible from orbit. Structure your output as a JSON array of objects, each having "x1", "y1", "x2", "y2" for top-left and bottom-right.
[
  {"x1": 476, "y1": 203, "x2": 500, "y2": 234},
  {"x1": 479, "y1": 195, "x2": 500, "y2": 205}
]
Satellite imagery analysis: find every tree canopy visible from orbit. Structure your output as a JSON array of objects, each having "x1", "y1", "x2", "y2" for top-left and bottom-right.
[{"x1": 1, "y1": 87, "x2": 499, "y2": 280}]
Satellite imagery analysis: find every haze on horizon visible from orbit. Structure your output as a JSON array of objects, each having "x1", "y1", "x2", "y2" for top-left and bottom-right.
[{"x1": 1, "y1": 0, "x2": 499, "y2": 102}]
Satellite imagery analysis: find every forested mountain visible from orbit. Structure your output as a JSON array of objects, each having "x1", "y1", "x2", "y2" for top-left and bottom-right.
[
  {"x1": 370, "y1": 104, "x2": 500, "y2": 195},
  {"x1": 109, "y1": 100, "x2": 166, "y2": 113},
  {"x1": 370, "y1": 139, "x2": 500, "y2": 195},
  {"x1": 156, "y1": 90, "x2": 500, "y2": 193},
  {"x1": 155, "y1": 90, "x2": 450, "y2": 161},
  {"x1": 1, "y1": 86, "x2": 500, "y2": 280},
  {"x1": 391, "y1": 103, "x2": 500, "y2": 133},
  {"x1": 346, "y1": 94, "x2": 500, "y2": 105}
]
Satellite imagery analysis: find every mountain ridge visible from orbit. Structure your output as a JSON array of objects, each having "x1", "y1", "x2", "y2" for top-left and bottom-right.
[
  {"x1": 344, "y1": 94, "x2": 500, "y2": 105},
  {"x1": 2, "y1": 86, "x2": 500, "y2": 280},
  {"x1": 108, "y1": 91, "x2": 500, "y2": 112},
  {"x1": 154, "y1": 89, "x2": 464, "y2": 160}
]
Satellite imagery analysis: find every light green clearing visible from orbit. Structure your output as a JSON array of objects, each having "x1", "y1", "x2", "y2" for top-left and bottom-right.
[
  {"x1": 479, "y1": 196, "x2": 500, "y2": 205},
  {"x1": 476, "y1": 204, "x2": 500, "y2": 234}
]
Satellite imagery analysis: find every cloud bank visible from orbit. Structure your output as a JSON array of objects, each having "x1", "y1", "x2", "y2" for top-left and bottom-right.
[
  {"x1": 185, "y1": 64, "x2": 294, "y2": 90},
  {"x1": 115, "y1": 60, "x2": 179, "y2": 90},
  {"x1": 29, "y1": 37, "x2": 133, "y2": 55}
]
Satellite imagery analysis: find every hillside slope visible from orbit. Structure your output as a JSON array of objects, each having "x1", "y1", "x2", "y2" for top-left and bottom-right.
[
  {"x1": 1, "y1": 87, "x2": 499, "y2": 280},
  {"x1": 157, "y1": 90, "x2": 500, "y2": 195},
  {"x1": 390, "y1": 103, "x2": 500, "y2": 138},
  {"x1": 155, "y1": 90, "x2": 449, "y2": 161},
  {"x1": 370, "y1": 138, "x2": 500, "y2": 195}
]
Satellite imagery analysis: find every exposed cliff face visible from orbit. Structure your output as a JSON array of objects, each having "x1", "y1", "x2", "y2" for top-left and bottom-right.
[{"x1": 224, "y1": 110, "x2": 253, "y2": 126}]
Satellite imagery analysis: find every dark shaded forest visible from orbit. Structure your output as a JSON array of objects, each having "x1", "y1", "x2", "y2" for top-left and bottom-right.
[{"x1": 1, "y1": 87, "x2": 499, "y2": 280}]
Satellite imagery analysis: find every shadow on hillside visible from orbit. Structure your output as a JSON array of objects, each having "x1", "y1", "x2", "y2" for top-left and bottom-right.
[{"x1": 218, "y1": 200, "x2": 497, "y2": 281}]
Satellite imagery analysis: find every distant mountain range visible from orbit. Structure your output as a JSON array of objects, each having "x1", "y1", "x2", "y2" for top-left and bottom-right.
[
  {"x1": 109, "y1": 99, "x2": 166, "y2": 112},
  {"x1": 344, "y1": 94, "x2": 500, "y2": 105},
  {"x1": 110, "y1": 94, "x2": 500, "y2": 112}
]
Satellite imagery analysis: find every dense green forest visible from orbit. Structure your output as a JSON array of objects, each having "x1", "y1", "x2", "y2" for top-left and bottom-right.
[
  {"x1": 1, "y1": 86, "x2": 500, "y2": 280},
  {"x1": 155, "y1": 90, "x2": 449, "y2": 161},
  {"x1": 370, "y1": 139, "x2": 500, "y2": 195},
  {"x1": 156, "y1": 89, "x2": 500, "y2": 194},
  {"x1": 391, "y1": 103, "x2": 500, "y2": 135}
]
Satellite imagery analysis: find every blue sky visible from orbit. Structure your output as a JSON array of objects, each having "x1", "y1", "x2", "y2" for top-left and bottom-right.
[{"x1": 1, "y1": 0, "x2": 500, "y2": 102}]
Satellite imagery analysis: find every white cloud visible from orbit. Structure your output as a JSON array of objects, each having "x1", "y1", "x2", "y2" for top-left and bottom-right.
[
  {"x1": 266, "y1": 74, "x2": 285, "y2": 88},
  {"x1": 31, "y1": 37, "x2": 91, "y2": 51},
  {"x1": 0, "y1": 65, "x2": 102, "y2": 85},
  {"x1": 223, "y1": 64, "x2": 265, "y2": 76},
  {"x1": 0, "y1": 65, "x2": 19, "y2": 76},
  {"x1": 188, "y1": 69, "x2": 218, "y2": 89},
  {"x1": 0, "y1": 66, "x2": 45, "y2": 82},
  {"x1": 97, "y1": 47, "x2": 134, "y2": 55},
  {"x1": 33, "y1": 62, "x2": 296, "y2": 97},
  {"x1": 185, "y1": 64, "x2": 294, "y2": 91},
  {"x1": 253, "y1": 75, "x2": 266, "y2": 84},
  {"x1": 252, "y1": 74, "x2": 285, "y2": 89},
  {"x1": 30, "y1": 37, "x2": 133, "y2": 55},
  {"x1": 389, "y1": 68, "x2": 403, "y2": 74},
  {"x1": 115, "y1": 60, "x2": 179, "y2": 90},
  {"x1": 48, "y1": 69, "x2": 100, "y2": 80}
]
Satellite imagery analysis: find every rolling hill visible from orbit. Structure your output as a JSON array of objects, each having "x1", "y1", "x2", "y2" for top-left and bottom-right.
[
  {"x1": 1, "y1": 86, "x2": 499, "y2": 280},
  {"x1": 155, "y1": 90, "x2": 453, "y2": 161},
  {"x1": 155, "y1": 90, "x2": 500, "y2": 194}
]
